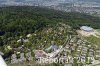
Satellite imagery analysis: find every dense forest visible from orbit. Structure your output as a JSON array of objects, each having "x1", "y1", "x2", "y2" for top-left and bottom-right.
[
  {"x1": 0, "y1": 6, "x2": 100, "y2": 47},
  {"x1": 0, "y1": 6, "x2": 100, "y2": 37}
]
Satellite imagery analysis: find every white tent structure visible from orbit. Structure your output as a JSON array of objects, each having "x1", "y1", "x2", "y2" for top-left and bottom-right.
[{"x1": 0, "y1": 52, "x2": 7, "y2": 66}]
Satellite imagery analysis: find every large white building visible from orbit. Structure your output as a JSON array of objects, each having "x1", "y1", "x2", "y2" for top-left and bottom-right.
[{"x1": 80, "y1": 26, "x2": 94, "y2": 32}]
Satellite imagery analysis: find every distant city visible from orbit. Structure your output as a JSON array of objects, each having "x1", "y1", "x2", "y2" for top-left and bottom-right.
[{"x1": 0, "y1": 0, "x2": 100, "y2": 15}]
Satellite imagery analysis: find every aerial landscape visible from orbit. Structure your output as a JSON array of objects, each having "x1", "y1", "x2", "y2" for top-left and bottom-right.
[{"x1": 0, "y1": 0, "x2": 100, "y2": 66}]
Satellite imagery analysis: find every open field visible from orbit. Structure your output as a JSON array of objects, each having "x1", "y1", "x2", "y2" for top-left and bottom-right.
[
  {"x1": 85, "y1": 36, "x2": 100, "y2": 46},
  {"x1": 77, "y1": 29, "x2": 100, "y2": 46}
]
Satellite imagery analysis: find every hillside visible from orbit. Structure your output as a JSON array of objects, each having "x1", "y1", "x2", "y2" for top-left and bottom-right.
[
  {"x1": 0, "y1": 6, "x2": 100, "y2": 66},
  {"x1": 0, "y1": 6, "x2": 100, "y2": 37}
]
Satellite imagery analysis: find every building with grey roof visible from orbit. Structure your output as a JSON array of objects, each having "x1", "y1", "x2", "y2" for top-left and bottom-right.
[{"x1": 80, "y1": 26, "x2": 94, "y2": 32}]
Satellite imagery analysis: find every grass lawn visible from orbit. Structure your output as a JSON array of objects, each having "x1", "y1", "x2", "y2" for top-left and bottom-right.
[
  {"x1": 85, "y1": 36, "x2": 100, "y2": 46},
  {"x1": 97, "y1": 29, "x2": 100, "y2": 33}
]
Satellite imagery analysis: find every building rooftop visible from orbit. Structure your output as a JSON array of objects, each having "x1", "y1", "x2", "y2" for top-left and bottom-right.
[
  {"x1": 80, "y1": 26, "x2": 94, "y2": 32},
  {"x1": 34, "y1": 50, "x2": 47, "y2": 58}
]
